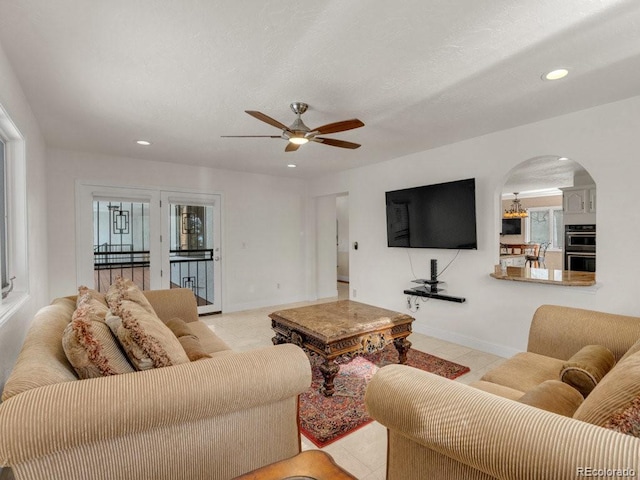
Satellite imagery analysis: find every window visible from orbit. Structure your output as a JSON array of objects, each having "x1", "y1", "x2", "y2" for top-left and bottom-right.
[
  {"x1": 0, "y1": 103, "x2": 28, "y2": 317},
  {"x1": 525, "y1": 207, "x2": 563, "y2": 250},
  {"x1": 0, "y1": 138, "x2": 7, "y2": 289}
]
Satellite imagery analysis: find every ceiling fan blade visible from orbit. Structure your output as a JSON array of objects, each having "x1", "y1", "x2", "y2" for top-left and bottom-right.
[
  {"x1": 312, "y1": 119, "x2": 364, "y2": 135},
  {"x1": 314, "y1": 137, "x2": 361, "y2": 149},
  {"x1": 221, "y1": 135, "x2": 282, "y2": 138},
  {"x1": 285, "y1": 142, "x2": 300, "y2": 152},
  {"x1": 245, "y1": 111, "x2": 291, "y2": 132}
]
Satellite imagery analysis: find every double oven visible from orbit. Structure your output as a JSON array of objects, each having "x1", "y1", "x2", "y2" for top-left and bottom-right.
[{"x1": 564, "y1": 224, "x2": 596, "y2": 272}]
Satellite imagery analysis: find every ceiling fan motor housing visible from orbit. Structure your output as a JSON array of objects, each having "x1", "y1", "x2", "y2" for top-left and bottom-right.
[{"x1": 290, "y1": 102, "x2": 308, "y2": 115}]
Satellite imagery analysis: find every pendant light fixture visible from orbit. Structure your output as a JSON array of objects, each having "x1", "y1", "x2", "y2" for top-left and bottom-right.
[{"x1": 504, "y1": 193, "x2": 528, "y2": 218}]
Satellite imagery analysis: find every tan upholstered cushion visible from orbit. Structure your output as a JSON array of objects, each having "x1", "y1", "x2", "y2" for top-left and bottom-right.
[
  {"x1": 518, "y1": 380, "x2": 584, "y2": 417},
  {"x1": 573, "y1": 350, "x2": 640, "y2": 432},
  {"x1": 559, "y1": 345, "x2": 615, "y2": 397},
  {"x1": 106, "y1": 301, "x2": 189, "y2": 370},
  {"x1": 469, "y1": 381, "x2": 524, "y2": 401},
  {"x1": 186, "y1": 321, "x2": 232, "y2": 354},
  {"x1": 105, "y1": 276, "x2": 156, "y2": 315},
  {"x1": 479, "y1": 352, "x2": 565, "y2": 392},
  {"x1": 166, "y1": 317, "x2": 212, "y2": 361},
  {"x1": 62, "y1": 298, "x2": 134, "y2": 379}
]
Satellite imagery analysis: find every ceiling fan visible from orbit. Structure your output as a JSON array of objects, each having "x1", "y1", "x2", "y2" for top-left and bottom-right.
[{"x1": 222, "y1": 102, "x2": 364, "y2": 152}]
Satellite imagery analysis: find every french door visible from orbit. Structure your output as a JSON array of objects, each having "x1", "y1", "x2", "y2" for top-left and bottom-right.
[
  {"x1": 77, "y1": 184, "x2": 222, "y2": 314},
  {"x1": 160, "y1": 192, "x2": 221, "y2": 314}
]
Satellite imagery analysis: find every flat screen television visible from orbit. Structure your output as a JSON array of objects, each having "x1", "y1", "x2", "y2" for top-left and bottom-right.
[
  {"x1": 385, "y1": 178, "x2": 477, "y2": 249},
  {"x1": 501, "y1": 218, "x2": 522, "y2": 235}
]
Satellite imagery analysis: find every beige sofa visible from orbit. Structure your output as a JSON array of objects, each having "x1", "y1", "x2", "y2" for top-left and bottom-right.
[
  {"x1": 366, "y1": 305, "x2": 640, "y2": 480},
  {"x1": 0, "y1": 288, "x2": 312, "y2": 480}
]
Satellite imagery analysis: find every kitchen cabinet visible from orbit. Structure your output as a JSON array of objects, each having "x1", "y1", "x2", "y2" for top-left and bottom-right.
[
  {"x1": 563, "y1": 185, "x2": 596, "y2": 214},
  {"x1": 562, "y1": 185, "x2": 596, "y2": 224}
]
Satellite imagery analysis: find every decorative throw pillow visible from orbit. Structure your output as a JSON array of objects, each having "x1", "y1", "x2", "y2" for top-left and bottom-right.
[
  {"x1": 573, "y1": 350, "x2": 640, "y2": 432},
  {"x1": 560, "y1": 344, "x2": 615, "y2": 397},
  {"x1": 605, "y1": 396, "x2": 640, "y2": 437},
  {"x1": 105, "y1": 276, "x2": 156, "y2": 315},
  {"x1": 166, "y1": 317, "x2": 212, "y2": 361},
  {"x1": 106, "y1": 301, "x2": 189, "y2": 370},
  {"x1": 77, "y1": 285, "x2": 108, "y2": 307},
  {"x1": 62, "y1": 301, "x2": 135, "y2": 379},
  {"x1": 619, "y1": 337, "x2": 640, "y2": 364},
  {"x1": 517, "y1": 380, "x2": 584, "y2": 417}
]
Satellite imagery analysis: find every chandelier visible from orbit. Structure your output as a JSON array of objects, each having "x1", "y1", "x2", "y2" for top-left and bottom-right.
[{"x1": 504, "y1": 193, "x2": 528, "y2": 218}]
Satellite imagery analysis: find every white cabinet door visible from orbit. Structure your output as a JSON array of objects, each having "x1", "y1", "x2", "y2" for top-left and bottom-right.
[{"x1": 564, "y1": 190, "x2": 587, "y2": 214}]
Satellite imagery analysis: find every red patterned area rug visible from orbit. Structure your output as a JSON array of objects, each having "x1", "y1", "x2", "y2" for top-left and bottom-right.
[{"x1": 299, "y1": 345, "x2": 470, "y2": 448}]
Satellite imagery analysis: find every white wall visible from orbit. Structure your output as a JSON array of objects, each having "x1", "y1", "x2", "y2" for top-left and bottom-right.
[
  {"x1": 310, "y1": 95, "x2": 640, "y2": 358},
  {"x1": 0, "y1": 44, "x2": 49, "y2": 388},
  {"x1": 46, "y1": 148, "x2": 308, "y2": 312}
]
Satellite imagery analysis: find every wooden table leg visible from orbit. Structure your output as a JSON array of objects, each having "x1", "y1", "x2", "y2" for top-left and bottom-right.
[
  {"x1": 394, "y1": 337, "x2": 412, "y2": 364},
  {"x1": 319, "y1": 359, "x2": 340, "y2": 396}
]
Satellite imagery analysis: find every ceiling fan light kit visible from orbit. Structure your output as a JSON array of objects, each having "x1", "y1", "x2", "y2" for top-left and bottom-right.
[{"x1": 222, "y1": 102, "x2": 364, "y2": 152}]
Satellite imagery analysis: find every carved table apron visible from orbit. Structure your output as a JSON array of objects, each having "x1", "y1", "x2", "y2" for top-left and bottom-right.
[{"x1": 269, "y1": 300, "x2": 414, "y2": 396}]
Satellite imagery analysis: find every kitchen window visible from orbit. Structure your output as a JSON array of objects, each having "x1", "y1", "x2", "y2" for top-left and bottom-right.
[{"x1": 525, "y1": 207, "x2": 563, "y2": 250}]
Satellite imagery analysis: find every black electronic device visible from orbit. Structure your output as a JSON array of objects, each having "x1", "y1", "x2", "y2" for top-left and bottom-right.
[
  {"x1": 501, "y1": 218, "x2": 522, "y2": 235},
  {"x1": 385, "y1": 178, "x2": 477, "y2": 249}
]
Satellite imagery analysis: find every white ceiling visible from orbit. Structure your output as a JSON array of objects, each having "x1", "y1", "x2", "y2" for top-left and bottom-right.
[{"x1": 1, "y1": 0, "x2": 640, "y2": 179}]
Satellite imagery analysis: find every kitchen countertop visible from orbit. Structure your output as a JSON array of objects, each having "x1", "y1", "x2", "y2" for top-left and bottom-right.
[{"x1": 490, "y1": 266, "x2": 596, "y2": 286}]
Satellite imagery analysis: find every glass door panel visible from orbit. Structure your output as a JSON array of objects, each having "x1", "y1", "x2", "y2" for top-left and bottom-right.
[
  {"x1": 162, "y1": 193, "x2": 222, "y2": 314},
  {"x1": 93, "y1": 199, "x2": 150, "y2": 293}
]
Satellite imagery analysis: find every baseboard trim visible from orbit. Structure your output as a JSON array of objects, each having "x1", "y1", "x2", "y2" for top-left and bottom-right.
[
  {"x1": 412, "y1": 323, "x2": 520, "y2": 359},
  {"x1": 224, "y1": 295, "x2": 308, "y2": 313}
]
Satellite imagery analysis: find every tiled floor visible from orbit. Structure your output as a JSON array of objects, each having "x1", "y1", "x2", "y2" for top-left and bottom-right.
[{"x1": 202, "y1": 283, "x2": 506, "y2": 480}]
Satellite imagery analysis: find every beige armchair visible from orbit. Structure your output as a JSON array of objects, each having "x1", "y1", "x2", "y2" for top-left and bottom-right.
[{"x1": 366, "y1": 305, "x2": 640, "y2": 480}]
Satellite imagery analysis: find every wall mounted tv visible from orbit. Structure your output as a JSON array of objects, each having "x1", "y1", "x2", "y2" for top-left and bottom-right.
[
  {"x1": 386, "y1": 178, "x2": 478, "y2": 249},
  {"x1": 501, "y1": 218, "x2": 522, "y2": 235}
]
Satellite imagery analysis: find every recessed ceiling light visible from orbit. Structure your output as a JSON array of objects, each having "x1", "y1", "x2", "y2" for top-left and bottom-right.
[
  {"x1": 135, "y1": 140, "x2": 151, "y2": 146},
  {"x1": 558, "y1": 156, "x2": 570, "y2": 161},
  {"x1": 287, "y1": 164, "x2": 297, "y2": 168},
  {"x1": 543, "y1": 69, "x2": 569, "y2": 81}
]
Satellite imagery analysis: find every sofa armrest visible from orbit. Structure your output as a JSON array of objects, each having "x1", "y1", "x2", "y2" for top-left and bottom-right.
[
  {"x1": 365, "y1": 365, "x2": 640, "y2": 479},
  {"x1": 143, "y1": 288, "x2": 200, "y2": 324},
  {"x1": 527, "y1": 305, "x2": 640, "y2": 360},
  {"x1": 0, "y1": 344, "x2": 311, "y2": 466}
]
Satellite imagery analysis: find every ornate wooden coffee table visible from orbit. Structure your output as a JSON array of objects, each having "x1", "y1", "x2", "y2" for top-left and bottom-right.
[
  {"x1": 232, "y1": 450, "x2": 356, "y2": 480},
  {"x1": 270, "y1": 300, "x2": 414, "y2": 396}
]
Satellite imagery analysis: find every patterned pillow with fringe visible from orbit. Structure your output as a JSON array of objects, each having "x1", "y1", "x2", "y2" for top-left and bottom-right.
[
  {"x1": 604, "y1": 396, "x2": 640, "y2": 437},
  {"x1": 106, "y1": 300, "x2": 189, "y2": 370},
  {"x1": 62, "y1": 296, "x2": 134, "y2": 379}
]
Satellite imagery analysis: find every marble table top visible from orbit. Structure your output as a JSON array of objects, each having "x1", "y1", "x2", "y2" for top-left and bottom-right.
[{"x1": 269, "y1": 300, "x2": 414, "y2": 341}]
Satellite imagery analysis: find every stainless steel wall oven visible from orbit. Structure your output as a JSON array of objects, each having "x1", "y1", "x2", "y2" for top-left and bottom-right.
[{"x1": 564, "y1": 224, "x2": 596, "y2": 272}]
